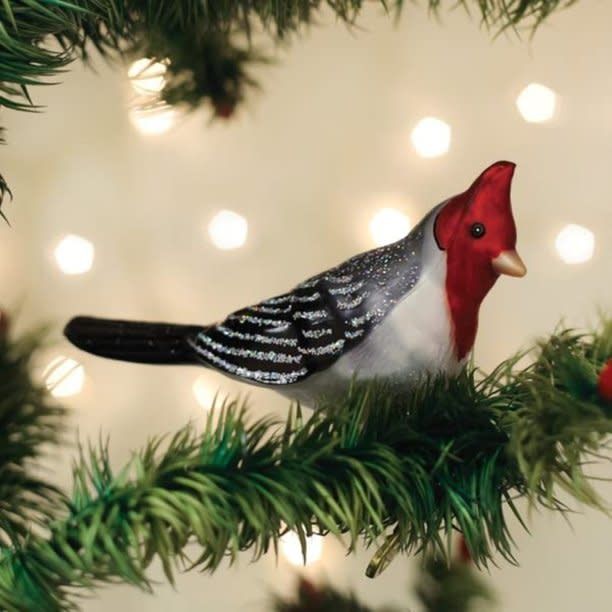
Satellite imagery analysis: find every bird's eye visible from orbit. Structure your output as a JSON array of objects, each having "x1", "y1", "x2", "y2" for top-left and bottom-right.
[{"x1": 470, "y1": 222, "x2": 486, "y2": 239}]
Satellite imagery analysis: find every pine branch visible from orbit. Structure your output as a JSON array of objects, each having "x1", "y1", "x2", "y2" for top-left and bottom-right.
[
  {"x1": 0, "y1": 0, "x2": 577, "y2": 199},
  {"x1": 0, "y1": 0, "x2": 574, "y2": 119},
  {"x1": 0, "y1": 319, "x2": 609, "y2": 611},
  {"x1": 414, "y1": 556, "x2": 495, "y2": 612},
  {"x1": 0, "y1": 316, "x2": 65, "y2": 547},
  {"x1": 272, "y1": 551, "x2": 493, "y2": 612}
]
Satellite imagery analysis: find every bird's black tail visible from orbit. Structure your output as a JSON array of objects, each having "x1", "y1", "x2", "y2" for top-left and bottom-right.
[{"x1": 64, "y1": 316, "x2": 205, "y2": 365}]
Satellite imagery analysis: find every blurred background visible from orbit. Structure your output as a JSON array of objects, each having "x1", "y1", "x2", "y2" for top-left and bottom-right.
[{"x1": 1, "y1": 1, "x2": 611, "y2": 610}]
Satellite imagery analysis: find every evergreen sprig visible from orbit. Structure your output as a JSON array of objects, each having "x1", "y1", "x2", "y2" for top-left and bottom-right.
[
  {"x1": 0, "y1": 0, "x2": 577, "y2": 207},
  {"x1": 0, "y1": 320, "x2": 609, "y2": 611},
  {"x1": 0, "y1": 0, "x2": 574, "y2": 124},
  {"x1": 0, "y1": 318, "x2": 65, "y2": 547},
  {"x1": 272, "y1": 551, "x2": 493, "y2": 612},
  {"x1": 413, "y1": 555, "x2": 494, "y2": 612}
]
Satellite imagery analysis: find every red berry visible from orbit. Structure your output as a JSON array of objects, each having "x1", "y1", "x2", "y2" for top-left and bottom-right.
[
  {"x1": 457, "y1": 535, "x2": 472, "y2": 564},
  {"x1": 214, "y1": 101, "x2": 235, "y2": 119},
  {"x1": 597, "y1": 360, "x2": 612, "y2": 403}
]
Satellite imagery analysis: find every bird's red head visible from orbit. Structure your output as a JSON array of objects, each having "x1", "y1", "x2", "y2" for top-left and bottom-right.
[{"x1": 434, "y1": 161, "x2": 526, "y2": 360}]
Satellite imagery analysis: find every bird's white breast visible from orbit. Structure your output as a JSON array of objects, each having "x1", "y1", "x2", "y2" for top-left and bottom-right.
[{"x1": 285, "y1": 217, "x2": 460, "y2": 405}]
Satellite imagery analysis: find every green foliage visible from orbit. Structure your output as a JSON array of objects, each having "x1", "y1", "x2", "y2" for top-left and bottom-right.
[
  {"x1": 0, "y1": 319, "x2": 609, "y2": 610},
  {"x1": 414, "y1": 556, "x2": 495, "y2": 612},
  {"x1": 506, "y1": 320, "x2": 612, "y2": 508},
  {"x1": 0, "y1": 0, "x2": 578, "y2": 199},
  {"x1": 273, "y1": 551, "x2": 493, "y2": 612},
  {"x1": 0, "y1": 0, "x2": 575, "y2": 118},
  {"x1": 272, "y1": 576, "x2": 385, "y2": 612},
  {"x1": 0, "y1": 322, "x2": 65, "y2": 547}
]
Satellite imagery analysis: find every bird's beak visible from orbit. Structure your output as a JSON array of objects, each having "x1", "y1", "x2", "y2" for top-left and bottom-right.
[{"x1": 492, "y1": 249, "x2": 527, "y2": 277}]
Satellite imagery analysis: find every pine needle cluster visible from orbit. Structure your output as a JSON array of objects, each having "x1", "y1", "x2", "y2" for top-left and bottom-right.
[
  {"x1": 0, "y1": 1, "x2": 574, "y2": 123},
  {"x1": 272, "y1": 551, "x2": 493, "y2": 612},
  {"x1": 0, "y1": 323, "x2": 64, "y2": 547},
  {"x1": 0, "y1": 318, "x2": 609, "y2": 610}
]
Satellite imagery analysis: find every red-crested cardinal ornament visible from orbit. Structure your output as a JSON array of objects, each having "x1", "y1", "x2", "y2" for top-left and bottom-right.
[{"x1": 65, "y1": 161, "x2": 526, "y2": 405}]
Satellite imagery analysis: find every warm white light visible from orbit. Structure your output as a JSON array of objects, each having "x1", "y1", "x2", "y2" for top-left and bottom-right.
[
  {"x1": 127, "y1": 58, "x2": 167, "y2": 95},
  {"x1": 555, "y1": 224, "x2": 595, "y2": 264},
  {"x1": 410, "y1": 117, "x2": 451, "y2": 158},
  {"x1": 280, "y1": 532, "x2": 323, "y2": 566},
  {"x1": 208, "y1": 210, "x2": 248, "y2": 250},
  {"x1": 516, "y1": 83, "x2": 557, "y2": 123},
  {"x1": 54, "y1": 234, "x2": 94, "y2": 275},
  {"x1": 129, "y1": 104, "x2": 176, "y2": 135},
  {"x1": 192, "y1": 375, "x2": 216, "y2": 411},
  {"x1": 369, "y1": 208, "x2": 412, "y2": 247},
  {"x1": 44, "y1": 356, "x2": 85, "y2": 398}
]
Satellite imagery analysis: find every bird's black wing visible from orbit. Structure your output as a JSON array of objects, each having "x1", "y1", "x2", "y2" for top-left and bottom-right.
[{"x1": 188, "y1": 220, "x2": 426, "y2": 386}]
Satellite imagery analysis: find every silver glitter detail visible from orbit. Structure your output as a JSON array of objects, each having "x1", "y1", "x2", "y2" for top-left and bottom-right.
[
  {"x1": 299, "y1": 278, "x2": 319, "y2": 288},
  {"x1": 216, "y1": 325, "x2": 298, "y2": 347},
  {"x1": 198, "y1": 205, "x2": 435, "y2": 386},
  {"x1": 190, "y1": 343, "x2": 306, "y2": 384},
  {"x1": 294, "y1": 292, "x2": 321, "y2": 302},
  {"x1": 228, "y1": 314, "x2": 287, "y2": 327},
  {"x1": 293, "y1": 309, "x2": 328, "y2": 322},
  {"x1": 345, "y1": 329, "x2": 365, "y2": 340},
  {"x1": 195, "y1": 333, "x2": 301, "y2": 364},
  {"x1": 325, "y1": 273, "x2": 353, "y2": 283},
  {"x1": 264, "y1": 291, "x2": 321, "y2": 305},
  {"x1": 328, "y1": 281, "x2": 365, "y2": 296},
  {"x1": 263, "y1": 295, "x2": 291, "y2": 305},
  {"x1": 302, "y1": 328, "x2": 333, "y2": 339},
  {"x1": 252, "y1": 304, "x2": 292, "y2": 315},
  {"x1": 337, "y1": 294, "x2": 366, "y2": 310},
  {"x1": 298, "y1": 339, "x2": 345, "y2": 356},
  {"x1": 348, "y1": 311, "x2": 376, "y2": 328}
]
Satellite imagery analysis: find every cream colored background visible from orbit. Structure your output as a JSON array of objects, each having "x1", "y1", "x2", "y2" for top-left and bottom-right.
[{"x1": 1, "y1": 1, "x2": 611, "y2": 610}]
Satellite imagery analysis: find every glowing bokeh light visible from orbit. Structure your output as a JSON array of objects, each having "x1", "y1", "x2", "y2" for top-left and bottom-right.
[
  {"x1": 207, "y1": 210, "x2": 248, "y2": 250},
  {"x1": 280, "y1": 532, "x2": 323, "y2": 566},
  {"x1": 369, "y1": 207, "x2": 412, "y2": 247},
  {"x1": 129, "y1": 104, "x2": 176, "y2": 135},
  {"x1": 44, "y1": 356, "x2": 85, "y2": 398},
  {"x1": 410, "y1": 117, "x2": 451, "y2": 158},
  {"x1": 54, "y1": 234, "x2": 94, "y2": 275},
  {"x1": 127, "y1": 58, "x2": 168, "y2": 95},
  {"x1": 516, "y1": 83, "x2": 557, "y2": 123},
  {"x1": 192, "y1": 375, "x2": 216, "y2": 411},
  {"x1": 555, "y1": 224, "x2": 595, "y2": 264}
]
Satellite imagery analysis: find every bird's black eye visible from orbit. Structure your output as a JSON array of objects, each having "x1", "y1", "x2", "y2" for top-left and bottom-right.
[{"x1": 470, "y1": 222, "x2": 486, "y2": 239}]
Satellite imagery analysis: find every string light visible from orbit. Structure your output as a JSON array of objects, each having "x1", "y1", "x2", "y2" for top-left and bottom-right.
[
  {"x1": 192, "y1": 375, "x2": 216, "y2": 411},
  {"x1": 208, "y1": 210, "x2": 248, "y2": 250},
  {"x1": 555, "y1": 224, "x2": 595, "y2": 264},
  {"x1": 279, "y1": 532, "x2": 323, "y2": 566},
  {"x1": 129, "y1": 104, "x2": 177, "y2": 135},
  {"x1": 369, "y1": 207, "x2": 412, "y2": 247},
  {"x1": 54, "y1": 234, "x2": 95, "y2": 275},
  {"x1": 43, "y1": 356, "x2": 85, "y2": 398},
  {"x1": 516, "y1": 83, "x2": 557, "y2": 123},
  {"x1": 127, "y1": 58, "x2": 167, "y2": 96},
  {"x1": 411, "y1": 117, "x2": 451, "y2": 158}
]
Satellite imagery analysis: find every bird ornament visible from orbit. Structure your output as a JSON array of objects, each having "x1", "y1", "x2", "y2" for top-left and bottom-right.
[{"x1": 65, "y1": 161, "x2": 526, "y2": 405}]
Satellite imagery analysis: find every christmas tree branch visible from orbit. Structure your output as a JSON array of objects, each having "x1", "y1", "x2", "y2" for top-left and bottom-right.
[
  {"x1": 0, "y1": 315, "x2": 65, "y2": 547},
  {"x1": 0, "y1": 319, "x2": 609, "y2": 611},
  {"x1": 272, "y1": 550, "x2": 493, "y2": 611},
  {"x1": 0, "y1": 0, "x2": 574, "y2": 116},
  {"x1": 0, "y1": 1, "x2": 574, "y2": 166}
]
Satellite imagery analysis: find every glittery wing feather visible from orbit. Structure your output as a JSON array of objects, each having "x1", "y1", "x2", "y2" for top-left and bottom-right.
[{"x1": 189, "y1": 221, "x2": 426, "y2": 386}]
